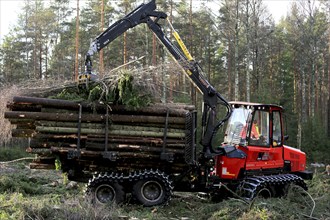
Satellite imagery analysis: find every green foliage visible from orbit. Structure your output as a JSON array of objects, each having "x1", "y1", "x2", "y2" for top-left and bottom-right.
[
  {"x1": 62, "y1": 174, "x2": 68, "y2": 186},
  {"x1": 302, "y1": 117, "x2": 330, "y2": 163},
  {"x1": 120, "y1": 89, "x2": 151, "y2": 108},
  {"x1": 51, "y1": 87, "x2": 87, "y2": 101},
  {"x1": 0, "y1": 193, "x2": 26, "y2": 219},
  {"x1": 173, "y1": 93, "x2": 191, "y2": 104},
  {"x1": 55, "y1": 157, "x2": 61, "y2": 171},
  {"x1": 0, "y1": 173, "x2": 42, "y2": 195},
  {"x1": 210, "y1": 178, "x2": 330, "y2": 220},
  {"x1": 54, "y1": 159, "x2": 69, "y2": 185},
  {"x1": 307, "y1": 173, "x2": 330, "y2": 218},
  {"x1": 0, "y1": 192, "x2": 121, "y2": 220},
  {"x1": 49, "y1": 70, "x2": 154, "y2": 108},
  {"x1": 0, "y1": 161, "x2": 329, "y2": 219},
  {"x1": 0, "y1": 146, "x2": 30, "y2": 161},
  {"x1": 88, "y1": 85, "x2": 102, "y2": 102},
  {"x1": 111, "y1": 71, "x2": 153, "y2": 108},
  {"x1": 117, "y1": 73, "x2": 133, "y2": 101},
  {"x1": 0, "y1": 192, "x2": 63, "y2": 219}
]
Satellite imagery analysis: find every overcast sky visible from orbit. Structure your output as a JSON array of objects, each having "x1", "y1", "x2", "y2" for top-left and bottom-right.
[{"x1": 0, "y1": 0, "x2": 293, "y2": 44}]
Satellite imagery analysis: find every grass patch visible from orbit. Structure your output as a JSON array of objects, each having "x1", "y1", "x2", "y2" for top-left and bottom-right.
[
  {"x1": 0, "y1": 166, "x2": 61, "y2": 195},
  {"x1": 0, "y1": 161, "x2": 329, "y2": 219},
  {"x1": 0, "y1": 193, "x2": 126, "y2": 220},
  {"x1": 0, "y1": 146, "x2": 30, "y2": 162}
]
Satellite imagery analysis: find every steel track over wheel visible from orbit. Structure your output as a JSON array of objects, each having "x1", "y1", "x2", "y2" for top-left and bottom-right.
[
  {"x1": 86, "y1": 173, "x2": 125, "y2": 205},
  {"x1": 237, "y1": 174, "x2": 307, "y2": 201},
  {"x1": 132, "y1": 169, "x2": 173, "y2": 207}
]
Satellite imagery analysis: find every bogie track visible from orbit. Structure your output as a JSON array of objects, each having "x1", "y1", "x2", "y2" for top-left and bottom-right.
[
  {"x1": 86, "y1": 169, "x2": 173, "y2": 206},
  {"x1": 85, "y1": 173, "x2": 126, "y2": 204},
  {"x1": 237, "y1": 174, "x2": 307, "y2": 200}
]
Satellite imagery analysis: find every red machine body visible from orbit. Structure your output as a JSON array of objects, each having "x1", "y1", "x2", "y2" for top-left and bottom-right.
[{"x1": 213, "y1": 102, "x2": 307, "y2": 180}]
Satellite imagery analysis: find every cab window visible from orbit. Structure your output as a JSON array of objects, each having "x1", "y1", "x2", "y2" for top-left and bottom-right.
[
  {"x1": 272, "y1": 111, "x2": 282, "y2": 147},
  {"x1": 248, "y1": 110, "x2": 269, "y2": 147}
]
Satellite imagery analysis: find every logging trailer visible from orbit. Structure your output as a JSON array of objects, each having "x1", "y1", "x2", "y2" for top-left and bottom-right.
[{"x1": 5, "y1": 0, "x2": 312, "y2": 206}]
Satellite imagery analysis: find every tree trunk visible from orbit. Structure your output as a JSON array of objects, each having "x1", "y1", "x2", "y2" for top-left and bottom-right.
[
  {"x1": 245, "y1": 0, "x2": 250, "y2": 102},
  {"x1": 328, "y1": 17, "x2": 330, "y2": 137},
  {"x1": 39, "y1": 34, "x2": 43, "y2": 79},
  {"x1": 33, "y1": 1, "x2": 38, "y2": 78},
  {"x1": 234, "y1": 0, "x2": 239, "y2": 101},
  {"x1": 168, "y1": 0, "x2": 173, "y2": 102},
  {"x1": 74, "y1": 0, "x2": 80, "y2": 80},
  {"x1": 85, "y1": 143, "x2": 185, "y2": 154},
  {"x1": 227, "y1": 38, "x2": 232, "y2": 100},
  {"x1": 189, "y1": 0, "x2": 196, "y2": 106},
  {"x1": 328, "y1": 99, "x2": 330, "y2": 138},
  {"x1": 99, "y1": 0, "x2": 104, "y2": 76}
]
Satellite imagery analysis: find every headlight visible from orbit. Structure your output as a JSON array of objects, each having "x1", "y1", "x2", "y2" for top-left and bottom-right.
[{"x1": 207, "y1": 158, "x2": 215, "y2": 167}]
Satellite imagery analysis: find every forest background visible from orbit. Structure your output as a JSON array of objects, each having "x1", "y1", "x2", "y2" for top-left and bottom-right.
[{"x1": 0, "y1": 0, "x2": 329, "y2": 164}]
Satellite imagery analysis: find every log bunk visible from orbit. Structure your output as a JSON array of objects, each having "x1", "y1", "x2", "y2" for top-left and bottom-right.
[{"x1": 5, "y1": 96, "x2": 197, "y2": 182}]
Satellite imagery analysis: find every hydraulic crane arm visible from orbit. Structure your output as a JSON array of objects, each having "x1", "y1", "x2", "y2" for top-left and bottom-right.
[
  {"x1": 85, "y1": 0, "x2": 165, "y2": 74},
  {"x1": 84, "y1": 0, "x2": 232, "y2": 157}
]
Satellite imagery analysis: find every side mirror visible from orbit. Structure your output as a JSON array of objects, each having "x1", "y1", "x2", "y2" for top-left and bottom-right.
[{"x1": 284, "y1": 135, "x2": 289, "y2": 141}]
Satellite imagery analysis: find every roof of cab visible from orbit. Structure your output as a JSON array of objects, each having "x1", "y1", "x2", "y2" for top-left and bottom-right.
[{"x1": 229, "y1": 101, "x2": 283, "y2": 110}]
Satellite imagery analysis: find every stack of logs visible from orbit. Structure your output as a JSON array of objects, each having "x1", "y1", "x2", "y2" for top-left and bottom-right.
[{"x1": 5, "y1": 96, "x2": 196, "y2": 170}]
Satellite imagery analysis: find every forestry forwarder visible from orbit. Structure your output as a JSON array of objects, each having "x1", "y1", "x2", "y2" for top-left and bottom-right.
[{"x1": 78, "y1": 0, "x2": 311, "y2": 206}]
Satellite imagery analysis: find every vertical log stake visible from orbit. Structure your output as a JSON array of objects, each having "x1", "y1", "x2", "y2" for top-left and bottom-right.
[
  {"x1": 161, "y1": 108, "x2": 174, "y2": 162},
  {"x1": 68, "y1": 103, "x2": 82, "y2": 159}
]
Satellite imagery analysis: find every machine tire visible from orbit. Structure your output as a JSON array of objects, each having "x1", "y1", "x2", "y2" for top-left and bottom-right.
[
  {"x1": 237, "y1": 174, "x2": 307, "y2": 200},
  {"x1": 86, "y1": 173, "x2": 125, "y2": 205},
  {"x1": 132, "y1": 170, "x2": 172, "y2": 206},
  {"x1": 255, "y1": 186, "x2": 273, "y2": 198}
]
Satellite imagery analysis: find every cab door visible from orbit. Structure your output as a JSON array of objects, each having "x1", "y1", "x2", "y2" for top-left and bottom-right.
[
  {"x1": 245, "y1": 109, "x2": 284, "y2": 171},
  {"x1": 269, "y1": 110, "x2": 284, "y2": 168}
]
